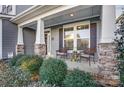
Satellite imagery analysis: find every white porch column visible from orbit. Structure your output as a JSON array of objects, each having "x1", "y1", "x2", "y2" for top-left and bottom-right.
[
  {"x1": 16, "y1": 27, "x2": 24, "y2": 54},
  {"x1": 97, "y1": 5, "x2": 119, "y2": 86},
  {"x1": 100, "y1": 5, "x2": 116, "y2": 43},
  {"x1": 35, "y1": 19, "x2": 45, "y2": 44},
  {"x1": 34, "y1": 19, "x2": 46, "y2": 56},
  {"x1": 17, "y1": 27, "x2": 24, "y2": 44}
]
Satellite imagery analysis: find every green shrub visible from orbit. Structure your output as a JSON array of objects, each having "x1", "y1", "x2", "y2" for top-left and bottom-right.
[
  {"x1": 39, "y1": 58, "x2": 67, "y2": 86},
  {"x1": 10, "y1": 54, "x2": 25, "y2": 66},
  {"x1": 28, "y1": 81, "x2": 55, "y2": 87},
  {"x1": 18, "y1": 55, "x2": 43, "y2": 75},
  {"x1": 115, "y1": 11, "x2": 124, "y2": 86},
  {"x1": 118, "y1": 62, "x2": 124, "y2": 86},
  {"x1": 0, "y1": 64, "x2": 31, "y2": 87},
  {"x1": 15, "y1": 55, "x2": 30, "y2": 67},
  {"x1": 63, "y1": 69, "x2": 97, "y2": 87}
]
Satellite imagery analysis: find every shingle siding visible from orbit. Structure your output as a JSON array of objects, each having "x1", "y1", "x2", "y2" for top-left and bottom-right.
[
  {"x1": 0, "y1": 19, "x2": 2, "y2": 59},
  {"x1": 16, "y1": 5, "x2": 33, "y2": 14},
  {"x1": 23, "y1": 27, "x2": 35, "y2": 55},
  {"x1": 2, "y1": 18, "x2": 17, "y2": 59}
]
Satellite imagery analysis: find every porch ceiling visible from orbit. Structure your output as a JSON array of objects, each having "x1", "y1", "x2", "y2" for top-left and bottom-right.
[
  {"x1": 22, "y1": 5, "x2": 101, "y2": 30},
  {"x1": 11, "y1": 5, "x2": 100, "y2": 27}
]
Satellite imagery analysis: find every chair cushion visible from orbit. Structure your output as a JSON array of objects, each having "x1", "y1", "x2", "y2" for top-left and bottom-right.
[
  {"x1": 57, "y1": 52, "x2": 66, "y2": 55},
  {"x1": 80, "y1": 53, "x2": 90, "y2": 58}
]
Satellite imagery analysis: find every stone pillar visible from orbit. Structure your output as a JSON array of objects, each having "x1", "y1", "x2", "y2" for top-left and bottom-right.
[
  {"x1": 98, "y1": 43, "x2": 119, "y2": 86},
  {"x1": 97, "y1": 5, "x2": 120, "y2": 86},
  {"x1": 16, "y1": 44, "x2": 24, "y2": 54},
  {"x1": 34, "y1": 44, "x2": 46, "y2": 56},
  {"x1": 34, "y1": 19, "x2": 46, "y2": 57},
  {"x1": 16, "y1": 27, "x2": 24, "y2": 54}
]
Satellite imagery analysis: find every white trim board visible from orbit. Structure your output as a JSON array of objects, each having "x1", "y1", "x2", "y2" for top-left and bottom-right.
[{"x1": 0, "y1": 19, "x2": 2, "y2": 59}]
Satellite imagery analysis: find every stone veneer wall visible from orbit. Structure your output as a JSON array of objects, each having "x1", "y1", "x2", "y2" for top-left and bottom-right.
[
  {"x1": 34, "y1": 44, "x2": 46, "y2": 57},
  {"x1": 16, "y1": 44, "x2": 24, "y2": 54},
  {"x1": 97, "y1": 43, "x2": 120, "y2": 86}
]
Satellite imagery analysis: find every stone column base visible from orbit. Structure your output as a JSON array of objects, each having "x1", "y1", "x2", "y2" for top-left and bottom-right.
[
  {"x1": 97, "y1": 43, "x2": 120, "y2": 86},
  {"x1": 34, "y1": 44, "x2": 46, "y2": 57},
  {"x1": 16, "y1": 44, "x2": 24, "y2": 55}
]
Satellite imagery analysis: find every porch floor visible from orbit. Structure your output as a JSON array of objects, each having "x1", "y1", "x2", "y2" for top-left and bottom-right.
[{"x1": 64, "y1": 59, "x2": 98, "y2": 74}]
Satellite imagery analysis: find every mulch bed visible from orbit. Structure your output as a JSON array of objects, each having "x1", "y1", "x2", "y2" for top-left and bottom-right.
[
  {"x1": 92, "y1": 73, "x2": 120, "y2": 87},
  {"x1": 0, "y1": 60, "x2": 9, "y2": 86},
  {"x1": 0, "y1": 60, "x2": 8, "y2": 73}
]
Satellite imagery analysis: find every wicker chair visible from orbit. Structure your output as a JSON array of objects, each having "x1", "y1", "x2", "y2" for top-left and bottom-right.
[
  {"x1": 56, "y1": 48, "x2": 67, "y2": 59},
  {"x1": 80, "y1": 48, "x2": 96, "y2": 66}
]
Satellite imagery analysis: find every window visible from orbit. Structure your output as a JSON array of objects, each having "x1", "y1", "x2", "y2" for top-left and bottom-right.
[
  {"x1": 63, "y1": 22, "x2": 90, "y2": 51},
  {"x1": 64, "y1": 27, "x2": 74, "y2": 50},
  {"x1": 1, "y1": 5, "x2": 12, "y2": 14},
  {"x1": 77, "y1": 25, "x2": 90, "y2": 50},
  {"x1": 2, "y1": 5, "x2": 7, "y2": 14},
  {"x1": 7, "y1": 5, "x2": 12, "y2": 13}
]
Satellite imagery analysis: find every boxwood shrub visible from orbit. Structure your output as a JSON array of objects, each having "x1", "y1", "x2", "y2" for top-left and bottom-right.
[
  {"x1": 63, "y1": 69, "x2": 97, "y2": 87},
  {"x1": 10, "y1": 54, "x2": 26, "y2": 66},
  {"x1": 18, "y1": 55, "x2": 43, "y2": 75},
  {"x1": 39, "y1": 58, "x2": 67, "y2": 86},
  {"x1": 118, "y1": 62, "x2": 124, "y2": 86}
]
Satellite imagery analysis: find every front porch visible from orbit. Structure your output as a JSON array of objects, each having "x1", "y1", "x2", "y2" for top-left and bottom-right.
[
  {"x1": 15, "y1": 5, "x2": 101, "y2": 56},
  {"x1": 11, "y1": 5, "x2": 119, "y2": 86}
]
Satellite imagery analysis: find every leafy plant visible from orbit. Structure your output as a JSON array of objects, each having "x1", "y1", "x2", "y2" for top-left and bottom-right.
[
  {"x1": 28, "y1": 80, "x2": 55, "y2": 87},
  {"x1": 10, "y1": 54, "x2": 26, "y2": 66},
  {"x1": 18, "y1": 55, "x2": 43, "y2": 75},
  {"x1": 62, "y1": 69, "x2": 97, "y2": 87},
  {"x1": 39, "y1": 58, "x2": 67, "y2": 86},
  {"x1": 0, "y1": 64, "x2": 31, "y2": 87},
  {"x1": 115, "y1": 12, "x2": 124, "y2": 85}
]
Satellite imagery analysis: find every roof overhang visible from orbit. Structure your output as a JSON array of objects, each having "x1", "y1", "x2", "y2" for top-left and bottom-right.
[
  {"x1": 11, "y1": 5, "x2": 97, "y2": 27},
  {"x1": 0, "y1": 14, "x2": 14, "y2": 18},
  {"x1": 10, "y1": 5, "x2": 61, "y2": 24},
  {"x1": 11, "y1": 5, "x2": 81, "y2": 26}
]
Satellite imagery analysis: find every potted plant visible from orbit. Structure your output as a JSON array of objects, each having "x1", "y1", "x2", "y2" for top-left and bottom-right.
[{"x1": 71, "y1": 48, "x2": 80, "y2": 62}]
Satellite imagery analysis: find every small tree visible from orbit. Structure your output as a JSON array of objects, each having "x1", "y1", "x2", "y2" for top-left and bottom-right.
[{"x1": 115, "y1": 12, "x2": 124, "y2": 85}]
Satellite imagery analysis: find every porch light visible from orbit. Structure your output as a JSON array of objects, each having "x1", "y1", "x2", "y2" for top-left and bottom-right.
[{"x1": 70, "y1": 13, "x2": 74, "y2": 17}]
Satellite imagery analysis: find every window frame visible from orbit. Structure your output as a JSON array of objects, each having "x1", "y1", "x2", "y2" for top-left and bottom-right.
[
  {"x1": 63, "y1": 27, "x2": 74, "y2": 50},
  {"x1": 63, "y1": 21, "x2": 90, "y2": 51}
]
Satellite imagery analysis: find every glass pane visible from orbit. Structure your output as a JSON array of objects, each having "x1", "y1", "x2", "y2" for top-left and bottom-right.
[
  {"x1": 64, "y1": 39, "x2": 73, "y2": 50},
  {"x1": 64, "y1": 27, "x2": 74, "y2": 50},
  {"x1": 64, "y1": 27, "x2": 74, "y2": 40},
  {"x1": 64, "y1": 27, "x2": 74, "y2": 31},
  {"x1": 77, "y1": 25, "x2": 89, "y2": 30},
  {"x1": 77, "y1": 29, "x2": 90, "y2": 39},
  {"x1": 77, "y1": 38, "x2": 89, "y2": 50},
  {"x1": 65, "y1": 31, "x2": 74, "y2": 40}
]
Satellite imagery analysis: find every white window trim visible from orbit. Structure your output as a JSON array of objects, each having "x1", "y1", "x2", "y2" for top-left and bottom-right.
[
  {"x1": 63, "y1": 21, "x2": 90, "y2": 52},
  {"x1": 0, "y1": 19, "x2": 2, "y2": 59},
  {"x1": 11, "y1": 5, "x2": 16, "y2": 15},
  {"x1": 44, "y1": 28, "x2": 52, "y2": 56}
]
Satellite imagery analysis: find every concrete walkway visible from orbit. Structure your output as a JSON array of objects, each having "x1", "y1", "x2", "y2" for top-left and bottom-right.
[{"x1": 64, "y1": 59, "x2": 98, "y2": 74}]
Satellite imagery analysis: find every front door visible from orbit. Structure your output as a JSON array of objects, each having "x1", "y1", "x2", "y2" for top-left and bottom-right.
[
  {"x1": 45, "y1": 33, "x2": 47, "y2": 54},
  {"x1": 45, "y1": 31, "x2": 51, "y2": 55}
]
